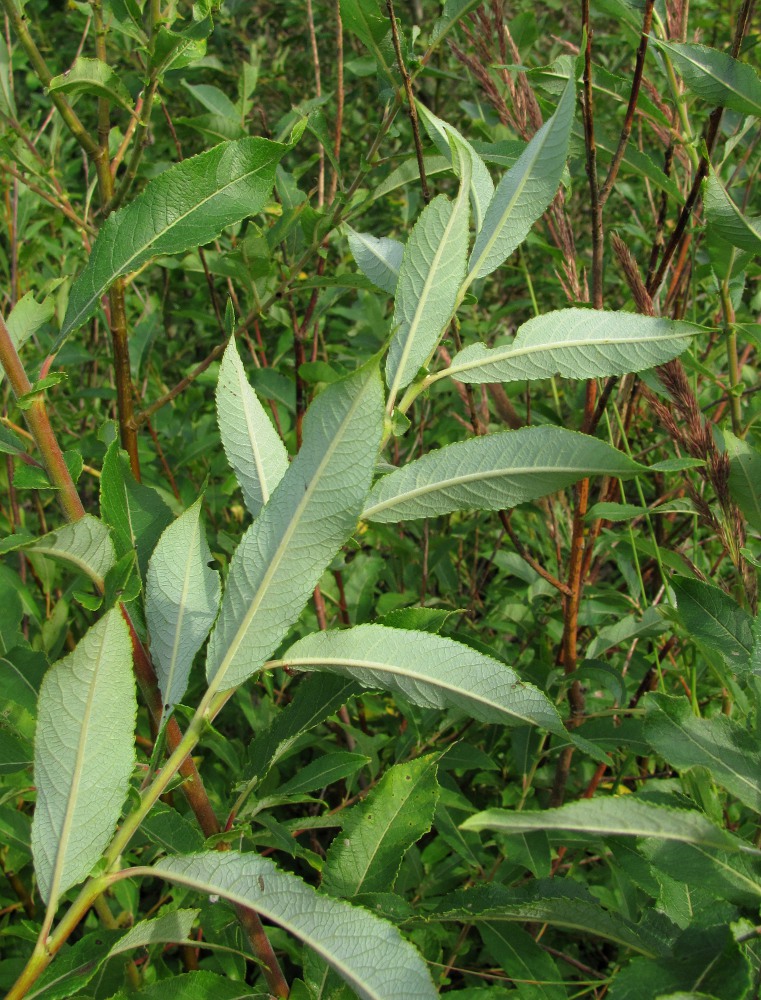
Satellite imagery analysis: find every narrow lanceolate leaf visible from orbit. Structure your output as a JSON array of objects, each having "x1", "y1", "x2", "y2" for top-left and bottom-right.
[
  {"x1": 417, "y1": 102, "x2": 494, "y2": 231},
  {"x1": 468, "y1": 75, "x2": 575, "y2": 280},
  {"x1": 442, "y1": 309, "x2": 698, "y2": 385},
  {"x1": 21, "y1": 515, "x2": 115, "y2": 588},
  {"x1": 146, "y1": 498, "x2": 221, "y2": 725},
  {"x1": 31, "y1": 610, "x2": 136, "y2": 906},
  {"x1": 346, "y1": 228, "x2": 404, "y2": 296},
  {"x1": 704, "y1": 169, "x2": 761, "y2": 256},
  {"x1": 654, "y1": 40, "x2": 761, "y2": 117},
  {"x1": 385, "y1": 153, "x2": 471, "y2": 405},
  {"x1": 322, "y1": 754, "x2": 440, "y2": 897},
  {"x1": 672, "y1": 576, "x2": 753, "y2": 669},
  {"x1": 430, "y1": 881, "x2": 668, "y2": 958},
  {"x1": 645, "y1": 695, "x2": 761, "y2": 811},
  {"x1": 276, "y1": 624, "x2": 571, "y2": 737},
  {"x1": 150, "y1": 851, "x2": 438, "y2": 1000},
  {"x1": 48, "y1": 56, "x2": 134, "y2": 112},
  {"x1": 216, "y1": 337, "x2": 289, "y2": 518},
  {"x1": 61, "y1": 137, "x2": 287, "y2": 341},
  {"x1": 363, "y1": 426, "x2": 642, "y2": 523},
  {"x1": 462, "y1": 797, "x2": 757, "y2": 853},
  {"x1": 724, "y1": 430, "x2": 761, "y2": 532},
  {"x1": 205, "y1": 364, "x2": 383, "y2": 693},
  {"x1": 108, "y1": 908, "x2": 199, "y2": 956}
]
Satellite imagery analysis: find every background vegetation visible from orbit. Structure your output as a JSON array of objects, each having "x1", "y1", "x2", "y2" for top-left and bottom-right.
[{"x1": 0, "y1": 0, "x2": 760, "y2": 997}]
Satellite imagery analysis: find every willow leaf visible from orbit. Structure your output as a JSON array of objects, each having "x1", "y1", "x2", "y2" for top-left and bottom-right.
[
  {"x1": 276, "y1": 624, "x2": 578, "y2": 739},
  {"x1": 655, "y1": 40, "x2": 761, "y2": 117},
  {"x1": 322, "y1": 754, "x2": 440, "y2": 897},
  {"x1": 48, "y1": 56, "x2": 134, "y2": 112},
  {"x1": 443, "y1": 309, "x2": 698, "y2": 385},
  {"x1": 363, "y1": 426, "x2": 642, "y2": 523},
  {"x1": 150, "y1": 851, "x2": 438, "y2": 1000},
  {"x1": 61, "y1": 137, "x2": 287, "y2": 342},
  {"x1": 21, "y1": 515, "x2": 115, "y2": 588},
  {"x1": 468, "y1": 75, "x2": 575, "y2": 280},
  {"x1": 385, "y1": 145, "x2": 471, "y2": 405},
  {"x1": 462, "y1": 797, "x2": 757, "y2": 853},
  {"x1": 216, "y1": 337, "x2": 289, "y2": 518},
  {"x1": 31, "y1": 609, "x2": 136, "y2": 906},
  {"x1": 704, "y1": 169, "x2": 761, "y2": 256},
  {"x1": 205, "y1": 364, "x2": 383, "y2": 693},
  {"x1": 146, "y1": 498, "x2": 221, "y2": 725},
  {"x1": 346, "y1": 228, "x2": 404, "y2": 296}
]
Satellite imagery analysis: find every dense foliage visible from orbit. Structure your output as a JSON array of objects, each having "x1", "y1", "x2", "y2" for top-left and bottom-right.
[{"x1": 0, "y1": 0, "x2": 760, "y2": 997}]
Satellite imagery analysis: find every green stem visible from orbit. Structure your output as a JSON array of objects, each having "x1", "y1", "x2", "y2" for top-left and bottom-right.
[{"x1": 720, "y1": 269, "x2": 743, "y2": 437}]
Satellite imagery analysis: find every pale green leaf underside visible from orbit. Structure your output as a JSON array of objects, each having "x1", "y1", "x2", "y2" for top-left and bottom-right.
[
  {"x1": 462, "y1": 797, "x2": 758, "y2": 853},
  {"x1": 23, "y1": 514, "x2": 115, "y2": 588},
  {"x1": 444, "y1": 309, "x2": 698, "y2": 384},
  {"x1": 347, "y1": 228, "x2": 404, "y2": 296},
  {"x1": 417, "y1": 102, "x2": 494, "y2": 231},
  {"x1": 150, "y1": 852, "x2": 438, "y2": 1000},
  {"x1": 146, "y1": 498, "x2": 221, "y2": 725},
  {"x1": 468, "y1": 75, "x2": 575, "y2": 279},
  {"x1": 32, "y1": 609, "x2": 136, "y2": 905},
  {"x1": 645, "y1": 694, "x2": 761, "y2": 811},
  {"x1": 205, "y1": 365, "x2": 383, "y2": 693},
  {"x1": 386, "y1": 182, "x2": 470, "y2": 402},
  {"x1": 704, "y1": 170, "x2": 761, "y2": 256},
  {"x1": 322, "y1": 754, "x2": 440, "y2": 898},
  {"x1": 656, "y1": 40, "x2": 761, "y2": 117},
  {"x1": 61, "y1": 137, "x2": 287, "y2": 340},
  {"x1": 275, "y1": 624, "x2": 570, "y2": 735},
  {"x1": 216, "y1": 337, "x2": 289, "y2": 518},
  {"x1": 108, "y1": 909, "x2": 200, "y2": 956},
  {"x1": 363, "y1": 426, "x2": 642, "y2": 522}
]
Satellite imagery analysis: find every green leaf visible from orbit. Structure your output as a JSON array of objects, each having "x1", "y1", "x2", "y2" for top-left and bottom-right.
[
  {"x1": 100, "y1": 440, "x2": 173, "y2": 577},
  {"x1": 21, "y1": 515, "x2": 116, "y2": 589},
  {"x1": 245, "y1": 674, "x2": 359, "y2": 787},
  {"x1": 141, "y1": 803, "x2": 205, "y2": 855},
  {"x1": 0, "y1": 422, "x2": 25, "y2": 455},
  {"x1": 277, "y1": 751, "x2": 370, "y2": 796},
  {"x1": 276, "y1": 624, "x2": 581, "y2": 739},
  {"x1": 641, "y1": 838, "x2": 761, "y2": 907},
  {"x1": 109, "y1": 908, "x2": 199, "y2": 955},
  {"x1": 461, "y1": 796, "x2": 756, "y2": 853},
  {"x1": 723, "y1": 429, "x2": 761, "y2": 532},
  {"x1": 1, "y1": 291, "x2": 56, "y2": 383},
  {"x1": 654, "y1": 40, "x2": 761, "y2": 117},
  {"x1": 346, "y1": 228, "x2": 403, "y2": 295},
  {"x1": 671, "y1": 576, "x2": 753, "y2": 669},
  {"x1": 443, "y1": 309, "x2": 698, "y2": 384},
  {"x1": 417, "y1": 103, "x2": 495, "y2": 231},
  {"x1": 385, "y1": 162, "x2": 470, "y2": 405},
  {"x1": 0, "y1": 728, "x2": 32, "y2": 773},
  {"x1": 429, "y1": 0, "x2": 485, "y2": 48},
  {"x1": 111, "y1": 971, "x2": 267, "y2": 999},
  {"x1": 149, "y1": 851, "x2": 438, "y2": 1000},
  {"x1": 31, "y1": 609, "x2": 136, "y2": 906},
  {"x1": 362, "y1": 426, "x2": 642, "y2": 522},
  {"x1": 704, "y1": 169, "x2": 761, "y2": 256},
  {"x1": 645, "y1": 694, "x2": 761, "y2": 811},
  {"x1": 430, "y1": 880, "x2": 668, "y2": 957},
  {"x1": 206, "y1": 364, "x2": 383, "y2": 693},
  {"x1": 146, "y1": 498, "x2": 221, "y2": 725},
  {"x1": 468, "y1": 75, "x2": 575, "y2": 280},
  {"x1": 216, "y1": 337, "x2": 289, "y2": 518},
  {"x1": 322, "y1": 754, "x2": 440, "y2": 897},
  {"x1": 340, "y1": 0, "x2": 391, "y2": 62},
  {"x1": 61, "y1": 137, "x2": 288, "y2": 341},
  {"x1": 48, "y1": 56, "x2": 134, "y2": 111},
  {"x1": 478, "y1": 923, "x2": 565, "y2": 1000}
]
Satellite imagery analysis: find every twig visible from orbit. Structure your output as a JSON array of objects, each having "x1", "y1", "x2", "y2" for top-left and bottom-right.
[
  {"x1": 328, "y1": 0, "x2": 344, "y2": 204},
  {"x1": 499, "y1": 510, "x2": 573, "y2": 597},
  {"x1": 134, "y1": 339, "x2": 229, "y2": 426},
  {"x1": 386, "y1": 0, "x2": 430, "y2": 202},
  {"x1": 306, "y1": 0, "x2": 325, "y2": 207}
]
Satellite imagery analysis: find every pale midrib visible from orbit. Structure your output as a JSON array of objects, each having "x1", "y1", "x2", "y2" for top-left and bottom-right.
[
  {"x1": 151, "y1": 865, "x2": 390, "y2": 999},
  {"x1": 468, "y1": 85, "x2": 568, "y2": 280},
  {"x1": 481, "y1": 816, "x2": 724, "y2": 845},
  {"x1": 211, "y1": 383, "x2": 369, "y2": 693},
  {"x1": 71, "y1": 157, "x2": 270, "y2": 329},
  {"x1": 444, "y1": 330, "x2": 692, "y2": 378},
  {"x1": 239, "y1": 362, "x2": 271, "y2": 507},
  {"x1": 363, "y1": 463, "x2": 626, "y2": 517},
  {"x1": 358, "y1": 234, "x2": 400, "y2": 283},
  {"x1": 164, "y1": 517, "x2": 201, "y2": 708},
  {"x1": 31, "y1": 540, "x2": 107, "y2": 588},
  {"x1": 670, "y1": 723, "x2": 759, "y2": 800},
  {"x1": 46, "y1": 622, "x2": 110, "y2": 906},
  {"x1": 671, "y1": 45, "x2": 757, "y2": 108},
  {"x1": 352, "y1": 766, "x2": 433, "y2": 895},
  {"x1": 278, "y1": 655, "x2": 539, "y2": 726},
  {"x1": 387, "y1": 197, "x2": 464, "y2": 406}
]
